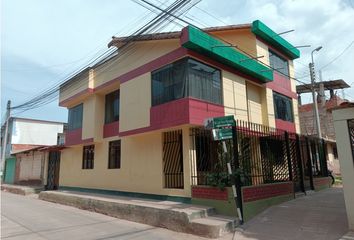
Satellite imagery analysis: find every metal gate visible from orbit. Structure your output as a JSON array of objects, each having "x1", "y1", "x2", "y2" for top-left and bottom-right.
[
  {"x1": 46, "y1": 151, "x2": 60, "y2": 190},
  {"x1": 163, "y1": 130, "x2": 184, "y2": 189},
  {"x1": 349, "y1": 119, "x2": 354, "y2": 158}
]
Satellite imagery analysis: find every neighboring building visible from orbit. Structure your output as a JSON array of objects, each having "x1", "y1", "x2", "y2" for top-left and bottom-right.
[
  {"x1": 1, "y1": 117, "x2": 64, "y2": 184},
  {"x1": 333, "y1": 102, "x2": 354, "y2": 231},
  {"x1": 58, "y1": 20, "x2": 301, "y2": 199},
  {"x1": 297, "y1": 79, "x2": 350, "y2": 174}
]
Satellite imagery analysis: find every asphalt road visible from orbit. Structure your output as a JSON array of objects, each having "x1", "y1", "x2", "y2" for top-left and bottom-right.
[
  {"x1": 1, "y1": 192, "x2": 211, "y2": 240},
  {"x1": 1, "y1": 187, "x2": 349, "y2": 240}
]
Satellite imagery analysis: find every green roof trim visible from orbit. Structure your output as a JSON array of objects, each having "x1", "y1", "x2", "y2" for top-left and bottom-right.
[
  {"x1": 251, "y1": 20, "x2": 300, "y2": 59},
  {"x1": 181, "y1": 25, "x2": 273, "y2": 83}
]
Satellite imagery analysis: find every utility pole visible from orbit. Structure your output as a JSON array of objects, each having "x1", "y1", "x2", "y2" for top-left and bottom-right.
[
  {"x1": 309, "y1": 47, "x2": 322, "y2": 139},
  {"x1": 1, "y1": 100, "x2": 11, "y2": 175}
]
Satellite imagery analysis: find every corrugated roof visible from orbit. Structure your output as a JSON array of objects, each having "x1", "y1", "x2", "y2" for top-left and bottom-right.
[{"x1": 108, "y1": 24, "x2": 251, "y2": 47}]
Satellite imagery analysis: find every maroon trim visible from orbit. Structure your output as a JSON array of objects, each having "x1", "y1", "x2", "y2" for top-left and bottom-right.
[
  {"x1": 120, "y1": 98, "x2": 224, "y2": 137},
  {"x1": 59, "y1": 88, "x2": 94, "y2": 107},
  {"x1": 275, "y1": 119, "x2": 296, "y2": 133},
  {"x1": 192, "y1": 186, "x2": 228, "y2": 201},
  {"x1": 242, "y1": 182, "x2": 293, "y2": 203},
  {"x1": 180, "y1": 27, "x2": 189, "y2": 45},
  {"x1": 103, "y1": 121, "x2": 120, "y2": 138},
  {"x1": 267, "y1": 72, "x2": 297, "y2": 99},
  {"x1": 65, "y1": 128, "x2": 94, "y2": 146}
]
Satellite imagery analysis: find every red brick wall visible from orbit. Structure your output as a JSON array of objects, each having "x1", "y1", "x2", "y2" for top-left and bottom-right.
[
  {"x1": 242, "y1": 182, "x2": 294, "y2": 203},
  {"x1": 192, "y1": 186, "x2": 228, "y2": 201},
  {"x1": 314, "y1": 177, "x2": 331, "y2": 188}
]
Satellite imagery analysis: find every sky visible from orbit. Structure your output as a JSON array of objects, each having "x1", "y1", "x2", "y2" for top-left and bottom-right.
[{"x1": 1, "y1": 0, "x2": 354, "y2": 123}]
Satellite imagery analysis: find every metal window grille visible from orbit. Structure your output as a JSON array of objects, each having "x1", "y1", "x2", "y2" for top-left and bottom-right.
[
  {"x1": 163, "y1": 130, "x2": 184, "y2": 189},
  {"x1": 108, "y1": 140, "x2": 121, "y2": 169},
  {"x1": 82, "y1": 145, "x2": 94, "y2": 169}
]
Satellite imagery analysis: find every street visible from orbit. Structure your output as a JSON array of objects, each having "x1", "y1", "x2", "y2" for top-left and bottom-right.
[{"x1": 1, "y1": 187, "x2": 349, "y2": 240}]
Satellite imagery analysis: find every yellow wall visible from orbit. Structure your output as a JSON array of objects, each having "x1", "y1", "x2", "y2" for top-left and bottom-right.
[
  {"x1": 261, "y1": 88, "x2": 276, "y2": 128},
  {"x1": 59, "y1": 70, "x2": 91, "y2": 104},
  {"x1": 222, "y1": 71, "x2": 248, "y2": 121},
  {"x1": 94, "y1": 40, "x2": 179, "y2": 89},
  {"x1": 212, "y1": 29, "x2": 257, "y2": 58},
  {"x1": 333, "y1": 107, "x2": 354, "y2": 230},
  {"x1": 255, "y1": 39, "x2": 270, "y2": 66},
  {"x1": 246, "y1": 82, "x2": 263, "y2": 124},
  {"x1": 293, "y1": 99, "x2": 301, "y2": 133},
  {"x1": 59, "y1": 126, "x2": 192, "y2": 197},
  {"x1": 119, "y1": 73, "x2": 151, "y2": 132}
]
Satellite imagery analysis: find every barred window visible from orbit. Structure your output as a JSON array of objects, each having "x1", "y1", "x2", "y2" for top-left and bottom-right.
[
  {"x1": 68, "y1": 104, "x2": 83, "y2": 130},
  {"x1": 273, "y1": 92, "x2": 294, "y2": 122},
  {"x1": 269, "y1": 50, "x2": 289, "y2": 77},
  {"x1": 82, "y1": 145, "x2": 94, "y2": 169},
  {"x1": 108, "y1": 140, "x2": 121, "y2": 169},
  {"x1": 105, "y1": 90, "x2": 120, "y2": 124},
  {"x1": 151, "y1": 57, "x2": 222, "y2": 106}
]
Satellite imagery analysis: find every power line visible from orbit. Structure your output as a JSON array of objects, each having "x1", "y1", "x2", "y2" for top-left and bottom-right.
[{"x1": 319, "y1": 40, "x2": 354, "y2": 70}]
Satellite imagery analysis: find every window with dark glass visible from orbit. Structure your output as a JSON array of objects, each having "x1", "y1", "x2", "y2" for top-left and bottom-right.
[
  {"x1": 105, "y1": 90, "x2": 120, "y2": 124},
  {"x1": 273, "y1": 92, "x2": 294, "y2": 122},
  {"x1": 269, "y1": 50, "x2": 289, "y2": 77},
  {"x1": 151, "y1": 58, "x2": 222, "y2": 106},
  {"x1": 82, "y1": 145, "x2": 94, "y2": 169},
  {"x1": 108, "y1": 140, "x2": 121, "y2": 169},
  {"x1": 68, "y1": 103, "x2": 83, "y2": 130}
]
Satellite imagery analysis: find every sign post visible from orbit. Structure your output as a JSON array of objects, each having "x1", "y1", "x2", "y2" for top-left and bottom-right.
[{"x1": 204, "y1": 115, "x2": 243, "y2": 223}]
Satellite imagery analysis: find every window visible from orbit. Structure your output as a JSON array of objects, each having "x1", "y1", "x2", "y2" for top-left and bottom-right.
[
  {"x1": 82, "y1": 145, "x2": 94, "y2": 169},
  {"x1": 108, "y1": 140, "x2": 121, "y2": 169},
  {"x1": 269, "y1": 50, "x2": 289, "y2": 77},
  {"x1": 273, "y1": 92, "x2": 294, "y2": 122},
  {"x1": 68, "y1": 104, "x2": 83, "y2": 130},
  {"x1": 151, "y1": 57, "x2": 222, "y2": 106},
  {"x1": 105, "y1": 90, "x2": 120, "y2": 124}
]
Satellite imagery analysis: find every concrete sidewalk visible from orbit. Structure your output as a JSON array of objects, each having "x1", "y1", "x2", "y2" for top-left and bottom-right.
[
  {"x1": 39, "y1": 190, "x2": 238, "y2": 238},
  {"x1": 233, "y1": 187, "x2": 348, "y2": 240},
  {"x1": 1, "y1": 183, "x2": 43, "y2": 195}
]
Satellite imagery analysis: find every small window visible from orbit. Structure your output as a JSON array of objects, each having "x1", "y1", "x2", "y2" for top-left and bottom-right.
[
  {"x1": 273, "y1": 92, "x2": 294, "y2": 122},
  {"x1": 108, "y1": 140, "x2": 121, "y2": 169},
  {"x1": 269, "y1": 50, "x2": 289, "y2": 77},
  {"x1": 82, "y1": 145, "x2": 94, "y2": 169},
  {"x1": 68, "y1": 104, "x2": 83, "y2": 130},
  {"x1": 105, "y1": 90, "x2": 120, "y2": 124}
]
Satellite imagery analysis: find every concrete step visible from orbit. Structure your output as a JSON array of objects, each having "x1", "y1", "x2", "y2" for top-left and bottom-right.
[
  {"x1": 190, "y1": 215, "x2": 239, "y2": 238},
  {"x1": 39, "y1": 190, "x2": 238, "y2": 238}
]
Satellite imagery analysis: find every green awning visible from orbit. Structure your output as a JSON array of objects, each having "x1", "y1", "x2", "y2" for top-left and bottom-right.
[
  {"x1": 251, "y1": 20, "x2": 300, "y2": 59},
  {"x1": 181, "y1": 25, "x2": 273, "y2": 83}
]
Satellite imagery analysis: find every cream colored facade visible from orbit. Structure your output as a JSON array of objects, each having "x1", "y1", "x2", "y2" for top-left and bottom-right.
[
  {"x1": 58, "y1": 25, "x2": 300, "y2": 198},
  {"x1": 333, "y1": 106, "x2": 354, "y2": 230}
]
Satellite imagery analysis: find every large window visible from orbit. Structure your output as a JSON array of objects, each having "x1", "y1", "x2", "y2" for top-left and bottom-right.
[
  {"x1": 108, "y1": 140, "x2": 121, "y2": 169},
  {"x1": 82, "y1": 145, "x2": 94, "y2": 169},
  {"x1": 105, "y1": 90, "x2": 120, "y2": 124},
  {"x1": 269, "y1": 50, "x2": 289, "y2": 77},
  {"x1": 151, "y1": 58, "x2": 222, "y2": 106},
  {"x1": 273, "y1": 92, "x2": 294, "y2": 122},
  {"x1": 68, "y1": 104, "x2": 83, "y2": 130}
]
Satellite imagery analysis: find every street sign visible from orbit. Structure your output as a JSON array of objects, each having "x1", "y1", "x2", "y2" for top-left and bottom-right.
[
  {"x1": 204, "y1": 115, "x2": 235, "y2": 129},
  {"x1": 212, "y1": 128, "x2": 233, "y2": 141}
]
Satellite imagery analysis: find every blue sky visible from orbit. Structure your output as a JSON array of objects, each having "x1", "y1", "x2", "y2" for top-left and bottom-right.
[{"x1": 1, "y1": 0, "x2": 354, "y2": 123}]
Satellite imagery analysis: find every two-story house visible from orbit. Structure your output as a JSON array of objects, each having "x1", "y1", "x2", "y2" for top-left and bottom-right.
[{"x1": 58, "y1": 20, "x2": 300, "y2": 200}]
